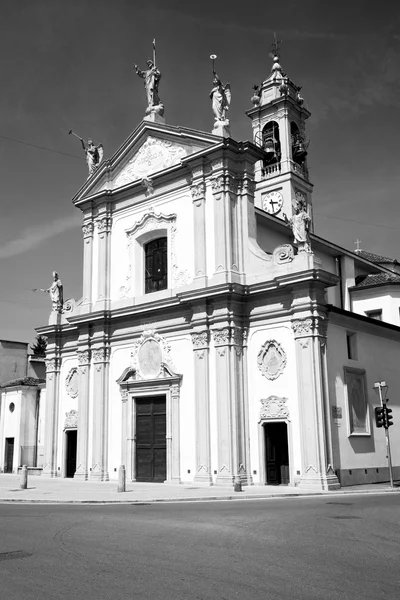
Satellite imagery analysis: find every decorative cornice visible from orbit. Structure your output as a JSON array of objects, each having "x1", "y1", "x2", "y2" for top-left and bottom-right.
[
  {"x1": 259, "y1": 396, "x2": 290, "y2": 421},
  {"x1": 125, "y1": 207, "x2": 176, "y2": 238}
]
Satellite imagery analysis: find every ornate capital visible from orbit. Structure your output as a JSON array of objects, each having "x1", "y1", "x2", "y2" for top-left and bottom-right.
[
  {"x1": 96, "y1": 216, "x2": 112, "y2": 233},
  {"x1": 191, "y1": 330, "x2": 209, "y2": 350},
  {"x1": 211, "y1": 176, "x2": 224, "y2": 197},
  {"x1": 120, "y1": 388, "x2": 128, "y2": 401},
  {"x1": 82, "y1": 221, "x2": 94, "y2": 238},
  {"x1": 292, "y1": 317, "x2": 328, "y2": 339},
  {"x1": 211, "y1": 327, "x2": 244, "y2": 348},
  {"x1": 190, "y1": 182, "x2": 206, "y2": 203},
  {"x1": 45, "y1": 357, "x2": 60, "y2": 374},
  {"x1": 92, "y1": 347, "x2": 111, "y2": 363},
  {"x1": 77, "y1": 349, "x2": 90, "y2": 366}
]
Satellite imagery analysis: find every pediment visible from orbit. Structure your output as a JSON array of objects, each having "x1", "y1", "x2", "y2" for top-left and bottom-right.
[{"x1": 73, "y1": 122, "x2": 218, "y2": 203}]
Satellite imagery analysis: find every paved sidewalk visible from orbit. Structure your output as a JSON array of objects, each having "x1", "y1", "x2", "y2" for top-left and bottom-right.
[{"x1": 0, "y1": 474, "x2": 399, "y2": 504}]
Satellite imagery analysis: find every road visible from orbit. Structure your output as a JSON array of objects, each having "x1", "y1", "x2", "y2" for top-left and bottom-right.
[{"x1": 1, "y1": 494, "x2": 399, "y2": 600}]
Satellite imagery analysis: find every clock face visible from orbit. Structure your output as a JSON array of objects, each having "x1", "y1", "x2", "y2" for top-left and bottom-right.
[{"x1": 263, "y1": 191, "x2": 283, "y2": 215}]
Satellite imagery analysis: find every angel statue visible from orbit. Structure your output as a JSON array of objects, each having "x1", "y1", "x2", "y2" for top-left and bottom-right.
[
  {"x1": 33, "y1": 271, "x2": 64, "y2": 313},
  {"x1": 283, "y1": 199, "x2": 312, "y2": 253},
  {"x1": 80, "y1": 138, "x2": 104, "y2": 177},
  {"x1": 210, "y1": 71, "x2": 231, "y2": 122}
]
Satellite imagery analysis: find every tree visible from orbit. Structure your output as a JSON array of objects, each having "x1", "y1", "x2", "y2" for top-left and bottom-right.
[{"x1": 30, "y1": 335, "x2": 47, "y2": 357}]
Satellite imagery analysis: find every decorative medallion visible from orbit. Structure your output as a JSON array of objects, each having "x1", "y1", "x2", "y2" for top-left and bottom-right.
[
  {"x1": 65, "y1": 368, "x2": 79, "y2": 399},
  {"x1": 259, "y1": 396, "x2": 290, "y2": 421},
  {"x1": 257, "y1": 340, "x2": 287, "y2": 380},
  {"x1": 131, "y1": 330, "x2": 176, "y2": 380},
  {"x1": 64, "y1": 409, "x2": 78, "y2": 429}
]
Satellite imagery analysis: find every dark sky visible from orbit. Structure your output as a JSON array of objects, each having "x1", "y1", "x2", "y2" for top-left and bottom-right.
[{"x1": 0, "y1": 0, "x2": 399, "y2": 343}]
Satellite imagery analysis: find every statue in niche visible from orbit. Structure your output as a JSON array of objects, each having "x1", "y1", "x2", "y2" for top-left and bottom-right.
[
  {"x1": 134, "y1": 59, "x2": 163, "y2": 115},
  {"x1": 34, "y1": 271, "x2": 64, "y2": 313},
  {"x1": 283, "y1": 199, "x2": 312, "y2": 253},
  {"x1": 210, "y1": 71, "x2": 231, "y2": 123}
]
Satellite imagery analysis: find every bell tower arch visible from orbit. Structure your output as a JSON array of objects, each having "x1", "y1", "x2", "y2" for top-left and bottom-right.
[{"x1": 247, "y1": 42, "x2": 313, "y2": 224}]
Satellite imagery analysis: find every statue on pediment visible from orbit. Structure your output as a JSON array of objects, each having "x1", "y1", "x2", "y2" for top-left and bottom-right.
[
  {"x1": 134, "y1": 60, "x2": 162, "y2": 108},
  {"x1": 33, "y1": 271, "x2": 64, "y2": 313},
  {"x1": 68, "y1": 130, "x2": 103, "y2": 178},
  {"x1": 210, "y1": 71, "x2": 231, "y2": 123}
]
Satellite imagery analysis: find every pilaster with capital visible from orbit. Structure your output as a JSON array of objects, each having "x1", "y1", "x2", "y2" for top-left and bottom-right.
[
  {"x1": 211, "y1": 326, "x2": 250, "y2": 485},
  {"x1": 81, "y1": 220, "x2": 94, "y2": 306},
  {"x1": 42, "y1": 355, "x2": 61, "y2": 477},
  {"x1": 74, "y1": 349, "x2": 91, "y2": 480},
  {"x1": 95, "y1": 213, "x2": 112, "y2": 309},
  {"x1": 190, "y1": 178, "x2": 207, "y2": 283},
  {"x1": 191, "y1": 330, "x2": 212, "y2": 483},
  {"x1": 210, "y1": 163, "x2": 242, "y2": 284},
  {"x1": 291, "y1": 315, "x2": 340, "y2": 490},
  {"x1": 91, "y1": 346, "x2": 111, "y2": 481}
]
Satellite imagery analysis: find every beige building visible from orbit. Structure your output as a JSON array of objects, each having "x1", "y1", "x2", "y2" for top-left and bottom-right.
[{"x1": 4, "y1": 51, "x2": 399, "y2": 488}]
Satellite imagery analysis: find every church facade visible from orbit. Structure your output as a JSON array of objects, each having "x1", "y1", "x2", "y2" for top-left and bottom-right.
[{"x1": 23, "y1": 51, "x2": 400, "y2": 489}]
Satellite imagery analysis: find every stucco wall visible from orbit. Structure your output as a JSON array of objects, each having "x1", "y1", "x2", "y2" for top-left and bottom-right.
[
  {"x1": 327, "y1": 320, "x2": 400, "y2": 484},
  {"x1": 352, "y1": 287, "x2": 400, "y2": 326},
  {"x1": 0, "y1": 341, "x2": 28, "y2": 384}
]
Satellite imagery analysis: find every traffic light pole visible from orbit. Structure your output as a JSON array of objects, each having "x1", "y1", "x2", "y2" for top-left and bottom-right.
[{"x1": 377, "y1": 384, "x2": 394, "y2": 489}]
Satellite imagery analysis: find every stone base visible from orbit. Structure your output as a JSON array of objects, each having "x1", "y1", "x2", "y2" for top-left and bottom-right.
[
  {"x1": 74, "y1": 471, "x2": 89, "y2": 481},
  {"x1": 212, "y1": 120, "x2": 231, "y2": 138},
  {"x1": 90, "y1": 471, "x2": 109, "y2": 482},
  {"x1": 194, "y1": 474, "x2": 213, "y2": 485},
  {"x1": 144, "y1": 105, "x2": 165, "y2": 124},
  {"x1": 297, "y1": 472, "x2": 341, "y2": 491}
]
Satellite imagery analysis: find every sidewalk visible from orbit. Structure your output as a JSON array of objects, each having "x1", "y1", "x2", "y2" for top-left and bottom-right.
[{"x1": 0, "y1": 474, "x2": 399, "y2": 504}]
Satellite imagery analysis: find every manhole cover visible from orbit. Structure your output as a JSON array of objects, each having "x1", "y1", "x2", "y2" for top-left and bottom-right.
[{"x1": 0, "y1": 551, "x2": 33, "y2": 562}]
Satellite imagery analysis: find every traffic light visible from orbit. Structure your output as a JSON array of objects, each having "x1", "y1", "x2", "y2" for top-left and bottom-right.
[
  {"x1": 384, "y1": 406, "x2": 394, "y2": 428},
  {"x1": 375, "y1": 406, "x2": 385, "y2": 428}
]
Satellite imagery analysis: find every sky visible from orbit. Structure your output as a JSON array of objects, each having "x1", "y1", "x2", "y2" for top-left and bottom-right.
[{"x1": 0, "y1": 0, "x2": 400, "y2": 344}]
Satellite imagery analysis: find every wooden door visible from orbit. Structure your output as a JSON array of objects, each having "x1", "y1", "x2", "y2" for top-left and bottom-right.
[
  {"x1": 66, "y1": 430, "x2": 77, "y2": 478},
  {"x1": 136, "y1": 397, "x2": 166, "y2": 482},
  {"x1": 5, "y1": 438, "x2": 14, "y2": 473},
  {"x1": 265, "y1": 423, "x2": 289, "y2": 485}
]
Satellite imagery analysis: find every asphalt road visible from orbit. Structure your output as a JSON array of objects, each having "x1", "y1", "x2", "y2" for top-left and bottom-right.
[{"x1": 1, "y1": 494, "x2": 399, "y2": 600}]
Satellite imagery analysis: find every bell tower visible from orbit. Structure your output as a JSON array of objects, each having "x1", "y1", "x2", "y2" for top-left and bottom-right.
[{"x1": 246, "y1": 40, "x2": 313, "y2": 224}]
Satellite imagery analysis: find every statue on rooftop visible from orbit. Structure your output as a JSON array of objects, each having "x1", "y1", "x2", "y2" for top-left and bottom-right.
[
  {"x1": 134, "y1": 60, "x2": 162, "y2": 109},
  {"x1": 68, "y1": 130, "x2": 103, "y2": 178},
  {"x1": 283, "y1": 199, "x2": 312, "y2": 253},
  {"x1": 33, "y1": 271, "x2": 64, "y2": 313},
  {"x1": 210, "y1": 71, "x2": 231, "y2": 123}
]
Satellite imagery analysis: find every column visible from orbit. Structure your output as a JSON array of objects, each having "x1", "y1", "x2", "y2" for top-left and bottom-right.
[
  {"x1": 74, "y1": 349, "x2": 90, "y2": 480},
  {"x1": 190, "y1": 180, "x2": 207, "y2": 286},
  {"x1": 191, "y1": 330, "x2": 212, "y2": 484},
  {"x1": 42, "y1": 356, "x2": 61, "y2": 477},
  {"x1": 95, "y1": 214, "x2": 112, "y2": 310},
  {"x1": 81, "y1": 220, "x2": 94, "y2": 308},
  {"x1": 292, "y1": 316, "x2": 340, "y2": 490},
  {"x1": 169, "y1": 383, "x2": 181, "y2": 483},
  {"x1": 212, "y1": 326, "x2": 251, "y2": 485},
  {"x1": 91, "y1": 346, "x2": 110, "y2": 481}
]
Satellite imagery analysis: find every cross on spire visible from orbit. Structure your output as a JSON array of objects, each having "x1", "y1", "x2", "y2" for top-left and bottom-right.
[
  {"x1": 355, "y1": 239, "x2": 362, "y2": 251},
  {"x1": 271, "y1": 32, "x2": 282, "y2": 58}
]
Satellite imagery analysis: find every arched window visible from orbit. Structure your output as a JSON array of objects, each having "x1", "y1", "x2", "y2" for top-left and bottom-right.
[
  {"x1": 144, "y1": 237, "x2": 168, "y2": 294},
  {"x1": 291, "y1": 121, "x2": 308, "y2": 164},
  {"x1": 262, "y1": 121, "x2": 281, "y2": 165}
]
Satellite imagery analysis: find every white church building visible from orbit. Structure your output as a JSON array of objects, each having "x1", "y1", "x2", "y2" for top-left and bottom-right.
[{"x1": 2, "y1": 50, "x2": 399, "y2": 489}]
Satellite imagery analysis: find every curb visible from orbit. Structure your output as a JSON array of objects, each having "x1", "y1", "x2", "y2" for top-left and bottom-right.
[{"x1": 0, "y1": 487, "x2": 399, "y2": 505}]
